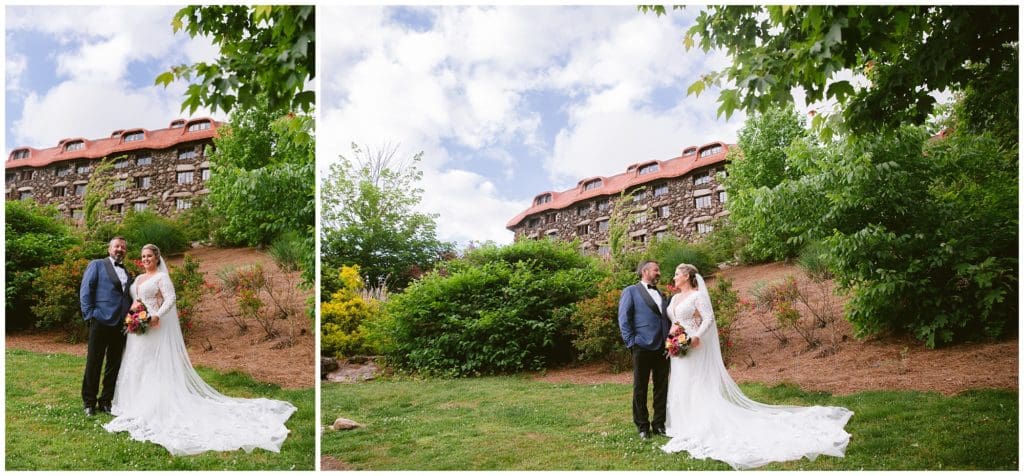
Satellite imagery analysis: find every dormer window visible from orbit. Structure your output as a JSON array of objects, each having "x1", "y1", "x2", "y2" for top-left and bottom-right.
[
  {"x1": 12, "y1": 149, "x2": 30, "y2": 160},
  {"x1": 699, "y1": 144, "x2": 723, "y2": 158},
  {"x1": 64, "y1": 141, "x2": 84, "y2": 152},
  {"x1": 682, "y1": 147, "x2": 697, "y2": 157},
  {"x1": 638, "y1": 162, "x2": 659, "y2": 175},
  {"x1": 122, "y1": 131, "x2": 144, "y2": 143},
  {"x1": 583, "y1": 179, "x2": 602, "y2": 191},
  {"x1": 187, "y1": 120, "x2": 211, "y2": 132},
  {"x1": 535, "y1": 193, "x2": 552, "y2": 206},
  {"x1": 111, "y1": 130, "x2": 124, "y2": 137},
  {"x1": 170, "y1": 119, "x2": 186, "y2": 129}
]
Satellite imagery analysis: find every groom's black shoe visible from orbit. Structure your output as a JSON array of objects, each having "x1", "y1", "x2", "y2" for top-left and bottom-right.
[
  {"x1": 98, "y1": 403, "x2": 112, "y2": 414},
  {"x1": 84, "y1": 406, "x2": 96, "y2": 417},
  {"x1": 638, "y1": 430, "x2": 651, "y2": 440},
  {"x1": 652, "y1": 427, "x2": 666, "y2": 436}
]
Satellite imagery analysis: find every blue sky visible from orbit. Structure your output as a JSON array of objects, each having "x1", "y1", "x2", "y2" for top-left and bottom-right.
[
  {"x1": 5, "y1": 5, "x2": 219, "y2": 152},
  {"x1": 319, "y1": 6, "x2": 749, "y2": 246}
]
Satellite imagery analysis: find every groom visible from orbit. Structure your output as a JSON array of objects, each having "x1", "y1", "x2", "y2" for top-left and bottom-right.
[
  {"x1": 79, "y1": 236, "x2": 133, "y2": 417},
  {"x1": 618, "y1": 260, "x2": 671, "y2": 439}
]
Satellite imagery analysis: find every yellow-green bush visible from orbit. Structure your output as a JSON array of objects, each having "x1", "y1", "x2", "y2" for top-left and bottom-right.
[{"x1": 321, "y1": 265, "x2": 380, "y2": 357}]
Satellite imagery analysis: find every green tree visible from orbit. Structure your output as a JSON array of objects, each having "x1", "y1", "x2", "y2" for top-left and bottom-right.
[
  {"x1": 206, "y1": 102, "x2": 315, "y2": 283},
  {"x1": 723, "y1": 105, "x2": 812, "y2": 261},
  {"x1": 157, "y1": 5, "x2": 315, "y2": 115},
  {"x1": 644, "y1": 6, "x2": 1017, "y2": 138},
  {"x1": 321, "y1": 143, "x2": 454, "y2": 292}
]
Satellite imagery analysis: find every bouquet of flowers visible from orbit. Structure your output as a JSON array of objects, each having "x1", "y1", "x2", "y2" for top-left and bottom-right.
[
  {"x1": 124, "y1": 299, "x2": 152, "y2": 335},
  {"x1": 665, "y1": 325, "x2": 692, "y2": 358}
]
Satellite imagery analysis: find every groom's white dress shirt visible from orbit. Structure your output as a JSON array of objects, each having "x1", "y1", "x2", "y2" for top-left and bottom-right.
[
  {"x1": 640, "y1": 280, "x2": 662, "y2": 307},
  {"x1": 109, "y1": 256, "x2": 128, "y2": 290}
]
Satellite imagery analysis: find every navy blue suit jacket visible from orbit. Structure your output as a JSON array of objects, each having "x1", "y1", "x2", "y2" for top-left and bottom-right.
[
  {"x1": 618, "y1": 283, "x2": 671, "y2": 351},
  {"x1": 80, "y1": 258, "x2": 133, "y2": 327}
]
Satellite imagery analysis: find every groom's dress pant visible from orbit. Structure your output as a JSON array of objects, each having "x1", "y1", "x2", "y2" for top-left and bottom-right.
[
  {"x1": 632, "y1": 346, "x2": 670, "y2": 432},
  {"x1": 82, "y1": 319, "x2": 127, "y2": 408}
]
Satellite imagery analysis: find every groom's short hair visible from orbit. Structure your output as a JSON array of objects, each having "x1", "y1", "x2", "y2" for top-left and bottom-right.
[
  {"x1": 109, "y1": 236, "x2": 127, "y2": 244},
  {"x1": 636, "y1": 260, "x2": 658, "y2": 277}
]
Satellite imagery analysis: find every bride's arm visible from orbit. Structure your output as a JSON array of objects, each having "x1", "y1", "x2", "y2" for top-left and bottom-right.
[
  {"x1": 691, "y1": 293, "x2": 716, "y2": 339},
  {"x1": 153, "y1": 273, "x2": 177, "y2": 319}
]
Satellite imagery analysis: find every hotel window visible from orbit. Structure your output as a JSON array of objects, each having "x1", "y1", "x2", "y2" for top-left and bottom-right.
[
  {"x1": 631, "y1": 188, "x2": 648, "y2": 202},
  {"x1": 633, "y1": 212, "x2": 647, "y2": 224},
  {"x1": 133, "y1": 202, "x2": 148, "y2": 212},
  {"x1": 528, "y1": 217, "x2": 540, "y2": 228},
  {"x1": 176, "y1": 198, "x2": 193, "y2": 210},
  {"x1": 718, "y1": 191, "x2": 728, "y2": 204},
  {"x1": 178, "y1": 148, "x2": 199, "y2": 160},
  {"x1": 12, "y1": 149, "x2": 29, "y2": 160},
  {"x1": 136, "y1": 176, "x2": 152, "y2": 189},
  {"x1": 535, "y1": 193, "x2": 552, "y2": 205},
  {"x1": 598, "y1": 245, "x2": 611, "y2": 257},
  {"x1": 77, "y1": 164, "x2": 91, "y2": 174},
  {"x1": 696, "y1": 223, "x2": 714, "y2": 234},
  {"x1": 57, "y1": 166, "x2": 73, "y2": 177},
  {"x1": 694, "y1": 172, "x2": 712, "y2": 186},
  {"x1": 699, "y1": 145, "x2": 723, "y2": 158},
  {"x1": 6, "y1": 174, "x2": 15, "y2": 183},
  {"x1": 114, "y1": 181, "x2": 128, "y2": 192},
  {"x1": 53, "y1": 186, "x2": 66, "y2": 197},
  {"x1": 114, "y1": 159, "x2": 131, "y2": 169},
  {"x1": 597, "y1": 220, "x2": 609, "y2": 232},
  {"x1": 632, "y1": 234, "x2": 647, "y2": 244},
  {"x1": 177, "y1": 171, "x2": 194, "y2": 184},
  {"x1": 65, "y1": 141, "x2": 84, "y2": 152},
  {"x1": 21, "y1": 170, "x2": 36, "y2": 180},
  {"x1": 576, "y1": 203, "x2": 591, "y2": 216},
  {"x1": 682, "y1": 147, "x2": 696, "y2": 157},
  {"x1": 201, "y1": 168, "x2": 210, "y2": 181},
  {"x1": 110, "y1": 203, "x2": 124, "y2": 214},
  {"x1": 583, "y1": 179, "x2": 602, "y2": 191},
  {"x1": 19, "y1": 190, "x2": 33, "y2": 200},
  {"x1": 72, "y1": 209, "x2": 84, "y2": 220},
  {"x1": 187, "y1": 121, "x2": 211, "y2": 132},
  {"x1": 638, "y1": 163, "x2": 659, "y2": 175},
  {"x1": 655, "y1": 230, "x2": 669, "y2": 241},
  {"x1": 654, "y1": 183, "x2": 669, "y2": 197},
  {"x1": 695, "y1": 195, "x2": 712, "y2": 208},
  {"x1": 136, "y1": 155, "x2": 152, "y2": 166},
  {"x1": 545, "y1": 213, "x2": 557, "y2": 224},
  {"x1": 597, "y1": 199, "x2": 610, "y2": 212},
  {"x1": 577, "y1": 224, "x2": 590, "y2": 235},
  {"x1": 170, "y1": 120, "x2": 186, "y2": 129},
  {"x1": 716, "y1": 169, "x2": 728, "y2": 181},
  {"x1": 123, "y1": 131, "x2": 144, "y2": 142},
  {"x1": 74, "y1": 184, "x2": 87, "y2": 196},
  {"x1": 656, "y1": 205, "x2": 671, "y2": 218}
]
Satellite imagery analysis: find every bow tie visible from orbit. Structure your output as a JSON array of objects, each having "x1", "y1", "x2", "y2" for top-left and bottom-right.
[
  {"x1": 646, "y1": 284, "x2": 658, "y2": 290},
  {"x1": 113, "y1": 261, "x2": 125, "y2": 269}
]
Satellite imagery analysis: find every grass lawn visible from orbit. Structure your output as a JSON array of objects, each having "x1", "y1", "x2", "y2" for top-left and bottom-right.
[
  {"x1": 323, "y1": 375, "x2": 1018, "y2": 470},
  {"x1": 5, "y1": 349, "x2": 315, "y2": 470}
]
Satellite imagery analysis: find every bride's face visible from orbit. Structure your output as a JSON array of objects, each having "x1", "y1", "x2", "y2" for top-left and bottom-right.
[
  {"x1": 673, "y1": 270, "x2": 688, "y2": 289},
  {"x1": 140, "y1": 249, "x2": 158, "y2": 272}
]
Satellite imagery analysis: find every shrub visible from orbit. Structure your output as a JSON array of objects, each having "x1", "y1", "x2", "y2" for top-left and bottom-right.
[
  {"x1": 321, "y1": 265, "x2": 379, "y2": 357},
  {"x1": 117, "y1": 211, "x2": 189, "y2": 256},
  {"x1": 707, "y1": 276, "x2": 739, "y2": 364},
  {"x1": 381, "y1": 239, "x2": 605, "y2": 377},
  {"x1": 644, "y1": 236, "x2": 712, "y2": 280},
  {"x1": 5, "y1": 200, "x2": 83, "y2": 330},
  {"x1": 31, "y1": 254, "x2": 92, "y2": 342},
  {"x1": 268, "y1": 230, "x2": 304, "y2": 272},
  {"x1": 797, "y1": 240, "x2": 833, "y2": 280},
  {"x1": 697, "y1": 218, "x2": 747, "y2": 266},
  {"x1": 568, "y1": 280, "x2": 631, "y2": 371},
  {"x1": 175, "y1": 198, "x2": 220, "y2": 244},
  {"x1": 169, "y1": 254, "x2": 206, "y2": 339}
]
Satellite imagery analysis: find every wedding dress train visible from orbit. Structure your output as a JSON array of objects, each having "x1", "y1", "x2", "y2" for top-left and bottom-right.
[
  {"x1": 103, "y1": 263, "x2": 296, "y2": 456},
  {"x1": 661, "y1": 275, "x2": 853, "y2": 469}
]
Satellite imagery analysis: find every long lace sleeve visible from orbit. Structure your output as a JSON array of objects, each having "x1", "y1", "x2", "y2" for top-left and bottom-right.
[
  {"x1": 153, "y1": 273, "x2": 177, "y2": 318},
  {"x1": 691, "y1": 292, "x2": 716, "y2": 339}
]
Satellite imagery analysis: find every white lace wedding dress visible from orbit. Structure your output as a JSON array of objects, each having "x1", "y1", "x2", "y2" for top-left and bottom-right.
[
  {"x1": 661, "y1": 275, "x2": 853, "y2": 469},
  {"x1": 103, "y1": 264, "x2": 296, "y2": 456}
]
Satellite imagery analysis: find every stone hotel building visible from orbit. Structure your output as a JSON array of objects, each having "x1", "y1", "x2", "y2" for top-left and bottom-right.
[
  {"x1": 5, "y1": 118, "x2": 220, "y2": 220},
  {"x1": 506, "y1": 141, "x2": 731, "y2": 254}
]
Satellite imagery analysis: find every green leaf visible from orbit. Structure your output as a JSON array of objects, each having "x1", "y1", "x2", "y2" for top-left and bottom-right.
[
  {"x1": 154, "y1": 71, "x2": 175, "y2": 87},
  {"x1": 687, "y1": 78, "x2": 706, "y2": 97}
]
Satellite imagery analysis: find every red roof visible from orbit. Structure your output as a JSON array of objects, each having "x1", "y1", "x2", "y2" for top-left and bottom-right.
[
  {"x1": 506, "y1": 141, "x2": 732, "y2": 229},
  {"x1": 6, "y1": 118, "x2": 221, "y2": 169}
]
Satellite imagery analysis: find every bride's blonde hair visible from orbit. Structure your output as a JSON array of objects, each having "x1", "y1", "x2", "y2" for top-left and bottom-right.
[
  {"x1": 142, "y1": 243, "x2": 162, "y2": 266},
  {"x1": 675, "y1": 263, "x2": 699, "y2": 289}
]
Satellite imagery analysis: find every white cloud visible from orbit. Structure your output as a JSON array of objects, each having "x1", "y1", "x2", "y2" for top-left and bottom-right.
[
  {"x1": 6, "y1": 54, "x2": 27, "y2": 92},
  {"x1": 6, "y1": 5, "x2": 218, "y2": 148},
  {"x1": 419, "y1": 168, "x2": 523, "y2": 245}
]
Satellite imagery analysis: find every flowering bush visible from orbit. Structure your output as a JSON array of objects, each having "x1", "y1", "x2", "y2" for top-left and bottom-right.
[
  {"x1": 321, "y1": 265, "x2": 380, "y2": 357},
  {"x1": 568, "y1": 280, "x2": 631, "y2": 370},
  {"x1": 31, "y1": 254, "x2": 92, "y2": 342}
]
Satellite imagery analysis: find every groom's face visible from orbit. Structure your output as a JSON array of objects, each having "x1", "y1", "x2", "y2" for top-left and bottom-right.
[
  {"x1": 108, "y1": 239, "x2": 127, "y2": 262},
  {"x1": 642, "y1": 263, "x2": 661, "y2": 284}
]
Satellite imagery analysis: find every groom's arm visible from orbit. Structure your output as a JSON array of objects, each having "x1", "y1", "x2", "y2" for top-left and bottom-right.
[
  {"x1": 80, "y1": 260, "x2": 99, "y2": 322},
  {"x1": 617, "y1": 288, "x2": 635, "y2": 349}
]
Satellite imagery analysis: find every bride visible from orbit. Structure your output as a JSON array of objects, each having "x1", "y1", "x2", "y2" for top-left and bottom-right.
[
  {"x1": 103, "y1": 244, "x2": 297, "y2": 456},
  {"x1": 661, "y1": 263, "x2": 853, "y2": 469}
]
